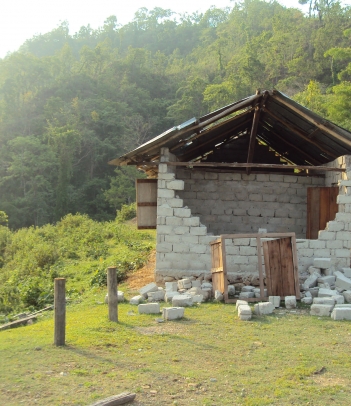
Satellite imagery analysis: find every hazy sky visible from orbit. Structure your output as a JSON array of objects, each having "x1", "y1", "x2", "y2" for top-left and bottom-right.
[{"x1": 0, "y1": 0, "x2": 309, "y2": 58}]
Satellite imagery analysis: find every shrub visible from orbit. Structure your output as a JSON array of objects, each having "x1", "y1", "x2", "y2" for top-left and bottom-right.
[{"x1": 116, "y1": 203, "x2": 136, "y2": 223}]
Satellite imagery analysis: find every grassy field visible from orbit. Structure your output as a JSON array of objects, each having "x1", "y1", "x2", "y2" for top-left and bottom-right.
[{"x1": 1, "y1": 292, "x2": 351, "y2": 406}]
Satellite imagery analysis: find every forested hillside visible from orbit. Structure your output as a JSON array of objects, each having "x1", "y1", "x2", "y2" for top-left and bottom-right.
[{"x1": 1, "y1": 0, "x2": 351, "y2": 229}]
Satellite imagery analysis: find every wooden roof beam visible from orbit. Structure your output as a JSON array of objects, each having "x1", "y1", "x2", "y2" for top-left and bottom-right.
[{"x1": 262, "y1": 108, "x2": 338, "y2": 159}]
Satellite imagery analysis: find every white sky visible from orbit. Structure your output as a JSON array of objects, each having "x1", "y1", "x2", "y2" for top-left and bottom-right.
[{"x1": 0, "y1": 0, "x2": 311, "y2": 58}]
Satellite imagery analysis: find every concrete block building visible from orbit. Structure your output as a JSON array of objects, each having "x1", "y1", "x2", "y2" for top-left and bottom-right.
[{"x1": 110, "y1": 90, "x2": 351, "y2": 282}]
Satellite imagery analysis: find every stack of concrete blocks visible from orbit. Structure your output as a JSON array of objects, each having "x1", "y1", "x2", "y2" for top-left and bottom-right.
[
  {"x1": 236, "y1": 300, "x2": 252, "y2": 321},
  {"x1": 155, "y1": 149, "x2": 351, "y2": 284},
  {"x1": 254, "y1": 302, "x2": 275, "y2": 315}
]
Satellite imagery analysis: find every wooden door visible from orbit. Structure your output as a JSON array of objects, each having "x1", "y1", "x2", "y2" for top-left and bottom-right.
[
  {"x1": 262, "y1": 237, "x2": 298, "y2": 297},
  {"x1": 136, "y1": 179, "x2": 157, "y2": 229},
  {"x1": 307, "y1": 187, "x2": 338, "y2": 239}
]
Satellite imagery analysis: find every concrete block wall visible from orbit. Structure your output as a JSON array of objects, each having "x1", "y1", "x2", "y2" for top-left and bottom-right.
[
  {"x1": 155, "y1": 149, "x2": 351, "y2": 280},
  {"x1": 176, "y1": 170, "x2": 324, "y2": 238}
]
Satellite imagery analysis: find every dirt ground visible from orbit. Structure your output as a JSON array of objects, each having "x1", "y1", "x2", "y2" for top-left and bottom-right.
[{"x1": 126, "y1": 249, "x2": 156, "y2": 290}]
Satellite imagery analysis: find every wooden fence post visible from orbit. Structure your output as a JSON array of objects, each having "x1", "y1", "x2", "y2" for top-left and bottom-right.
[
  {"x1": 107, "y1": 266, "x2": 118, "y2": 322},
  {"x1": 54, "y1": 278, "x2": 66, "y2": 346}
]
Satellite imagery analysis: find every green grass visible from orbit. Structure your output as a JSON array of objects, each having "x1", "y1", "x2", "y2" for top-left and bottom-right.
[{"x1": 1, "y1": 299, "x2": 351, "y2": 405}]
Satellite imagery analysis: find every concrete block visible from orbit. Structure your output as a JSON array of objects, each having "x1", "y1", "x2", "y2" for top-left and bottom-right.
[
  {"x1": 254, "y1": 302, "x2": 275, "y2": 315},
  {"x1": 140, "y1": 282, "x2": 159, "y2": 297},
  {"x1": 337, "y1": 195, "x2": 351, "y2": 204},
  {"x1": 342, "y1": 290, "x2": 351, "y2": 303},
  {"x1": 156, "y1": 242, "x2": 173, "y2": 253},
  {"x1": 318, "y1": 288, "x2": 337, "y2": 297},
  {"x1": 237, "y1": 304, "x2": 252, "y2": 320},
  {"x1": 331, "y1": 307, "x2": 351, "y2": 320},
  {"x1": 242, "y1": 285, "x2": 255, "y2": 292},
  {"x1": 138, "y1": 303, "x2": 161, "y2": 314},
  {"x1": 342, "y1": 268, "x2": 351, "y2": 278},
  {"x1": 174, "y1": 208, "x2": 191, "y2": 218},
  {"x1": 332, "y1": 295, "x2": 345, "y2": 304},
  {"x1": 318, "y1": 231, "x2": 335, "y2": 240},
  {"x1": 335, "y1": 249, "x2": 351, "y2": 258},
  {"x1": 167, "y1": 198, "x2": 184, "y2": 208},
  {"x1": 165, "y1": 217, "x2": 183, "y2": 226},
  {"x1": 172, "y1": 294, "x2": 193, "y2": 307},
  {"x1": 190, "y1": 226, "x2": 207, "y2": 236},
  {"x1": 239, "y1": 292, "x2": 255, "y2": 299},
  {"x1": 301, "y1": 297, "x2": 313, "y2": 305},
  {"x1": 269, "y1": 296, "x2": 281, "y2": 308},
  {"x1": 303, "y1": 273, "x2": 319, "y2": 289},
  {"x1": 313, "y1": 297, "x2": 335, "y2": 305},
  {"x1": 314, "y1": 258, "x2": 333, "y2": 269},
  {"x1": 310, "y1": 304, "x2": 334, "y2": 316},
  {"x1": 201, "y1": 282, "x2": 213, "y2": 290},
  {"x1": 335, "y1": 273, "x2": 351, "y2": 291},
  {"x1": 235, "y1": 300, "x2": 248, "y2": 310},
  {"x1": 162, "y1": 307, "x2": 184, "y2": 320},
  {"x1": 178, "y1": 278, "x2": 192, "y2": 289},
  {"x1": 174, "y1": 226, "x2": 190, "y2": 235},
  {"x1": 157, "y1": 205, "x2": 174, "y2": 217},
  {"x1": 214, "y1": 290, "x2": 224, "y2": 301},
  {"x1": 158, "y1": 188, "x2": 175, "y2": 198},
  {"x1": 129, "y1": 295, "x2": 144, "y2": 305},
  {"x1": 148, "y1": 290, "x2": 165, "y2": 302},
  {"x1": 165, "y1": 282, "x2": 178, "y2": 291},
  {"x1": 183, "y1": 217, "x2": 200, "y2": 227},
  {"x1": 191, "y1": 294, "x2": 204, "y2": 303},
  {"x1": 317, "y1": 275, "x2": 336, "y2": 285},
  {"x1": 167, "y1": 180, "x2": 185, "y2": 190},
  {"x1": 285, "y1": 296, "x2": 297, "y2": 309},
  {"x1": 228, "y1": 285, "x2": 235, "y2": 296},
  {"x1": 165, "y1": 291, "x2": 179, "y2": 303}
]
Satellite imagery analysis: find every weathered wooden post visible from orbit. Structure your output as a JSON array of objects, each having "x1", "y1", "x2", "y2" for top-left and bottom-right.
[
  {"x1": 107, "y1": 266, "x2": 118, "y2": 322},
  {"x1": 54, "y1": 278, "x2": 66, "y2": 346}
]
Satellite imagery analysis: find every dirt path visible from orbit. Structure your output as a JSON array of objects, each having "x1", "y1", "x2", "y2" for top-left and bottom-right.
[{"x1": 126, "y1": 249, "x2": 156, "y2": 290}]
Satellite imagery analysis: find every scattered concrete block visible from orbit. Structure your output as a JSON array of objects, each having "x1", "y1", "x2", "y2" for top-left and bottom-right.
[
  {"x1": 165, "y1": 291, "x2": 179, "y2": 303},
  {"x1": 313, "y1": 297, "x2": 335, "y2": 306},
  {"x1": 269, "y1": 296, "x2": 281, "y2": 308},
  {"x1": 342, "y1": 268, "x2": 351, "y2": 278},
  {"x1": 310, "y1": 304, "x2": 334, "y2": 316},
  {"x1": 332, "y1": 295, "x2": 345, "y2": 304},
  {"x1": 191, "y1": 280, "x2": 201, "y2": 288},
  {"x1": 342, "y1": 290, "x2": 351, "y2": 303},
  {"x1": 201, "y1": 282, "x2": 213, "y2": 290},
  {"x1": 105, "y1": 291, "x2": 124, "y2": 304},
  {"x1": 314, "y1": 258, "x2": 333, "y2": 269},
  {"x1": 308, "y1": 266, "x2": 321, "y2": 275},
  {"x1": 322, "y1": 267, "x2": 335, "y2": 276},
  {"x1": 139, "y1": 282, "x2": 158, "y2": 297},
  {"x1": 285, "y1": 296, "x2": 297, "y2": 309},
  {"x1": 138, "y1": 303, "x2": 161, "y2": 314},
  {"x1": 228, "y1": 285, "x2": 235, "y2": 296},
  {"x1": 165, "y1": 282, "x2": 178, "y2": 291},
  {"x1": 178, "y1": 279, "x2": 192, "y2": 289},
  {"x1": 214, "y1": 290, "x2": 224, "y2": 301},
  {"x1": 306, "y1": 287, "x2": 319, "y2": 297},
  {"x1": 242, "y1": 286, "x2": 255, "y2": 292},
  {"x1": 239, "y1": 292, "x2": 255, "y2": 299},
  {"x1": 335, "y1": 304, "x2": 351, "y2": 308},
  {"x1": 191, "y1": 294, "x2": 204, "y2": 304},
  {"x1": 237, "y1": 304, "x2": 252, "y2": 321},
  {"x1": 148, "y1": 290, "x2": 165, "y2": 302},
  {"x1": 130, "y1": 295, "x2": 144, "y2": 305},
  {"x1": 172, "y1": 294, "x2": 193, "y2": 307},
  {"x1": 162, "y1": 307, "x2": 184, "y2": 320},
  {"x1": 303, "y1": 273, "x2": 319, "y2": 289},
  {"x1": 235, "y1": 300, "x2": 248, "y2": 310},
  {"x1": 317, "y1": 275, "x2": 336, "y2": 286},
  {"x1": 301, "y1": 297, "x2": 313, "y2": 305},
  {"x1": 318, "y1": 288, "x2": 337, "y2": 297},
  {"x1": 335, "y1": 273, "x2": 351, "y2": 291},
  {"x1": 254, "y1": 302, "x2": 275, "y2": 315},
  {"x1": 331, "y1": 307, "x2": 351, "y2": 321}
]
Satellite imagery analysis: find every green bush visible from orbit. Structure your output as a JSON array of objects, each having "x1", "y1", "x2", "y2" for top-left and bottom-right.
[{"x1": 116, "y1": 203, "x2": 136, "y2": 223}]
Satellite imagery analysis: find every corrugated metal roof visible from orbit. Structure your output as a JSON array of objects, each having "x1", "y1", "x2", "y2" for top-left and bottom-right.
[{"x1": 109, "y1": 90, "x2": 351, "y2": 170}]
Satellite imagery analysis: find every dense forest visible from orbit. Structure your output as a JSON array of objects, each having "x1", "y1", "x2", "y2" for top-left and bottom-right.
[{"x1": 1, "y1": 0, "x2": 351, "y2": 229}]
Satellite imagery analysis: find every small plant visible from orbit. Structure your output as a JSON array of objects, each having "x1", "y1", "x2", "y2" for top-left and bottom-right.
[{"x1": 116, "y1": 203, "x2": 136, "y2": 223}]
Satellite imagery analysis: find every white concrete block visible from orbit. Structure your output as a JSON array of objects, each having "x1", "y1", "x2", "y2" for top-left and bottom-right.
[
  {"x1": 130, "y1": 295, "x2": 144, "y2": 305},
  {"x1": 163, "y1": 307, "x2": 184, "y2": 320},
  {"x1": 190, "y1": 226, "x2": 208, "y2": 236},
  {"x1": 139, "y1": 282, "x2": 159, "y2": 297},
  {"x1": 332, "y1": 295, "x2": 345, "y2": 304},
  {"x1": 165, "y1": 291, "x2": 179, "y2": 303},
  {"x1": 172, "y1": 294, "x2": 193, "y2": 307},
  {"x1": 301, "y1": 297, "x2": 313, "y2": 304},
  {"x1": 331, "y1": 307, "x2": 351, "y2": 320},
  {"x1": 156, "y1": 242, "x2": 173, "y2": 253},
  {"x1": 158, "y1": 188, "x2": 175, "y2": 198},
  {"x1": 317, "y1": 275, "x2": 336, "y2": 285},
  {"x1": 314, "y1": 258, "x2": 333, "y2": 269},
  {"x1": 335, "y1": 273, "x2": 351, "y2": 291},
  {"x1": 318, "y1": 288, "x2": 337, "y2": 297},
  {"x1": 237, "y1": 304, "x2": 252, "y2": 320},
  {"x1": 235, "y1": 300, "x2": 248, "y2": 310},
  {"x1": 191, "y1": 280, "x2": 201, "y2": 288},
  {"x1": 239, "y1": 292, "x2": 255, "y2": 299},
  {"x1": 343, "y1": 290, "x2": 351, "y2": 303},
  {"x1": 310, "y1": 304, "x2": 334, "y2": 316},
  {"x1": 342, "y1": 268, "x2": 351, "y2": 278},
  {"x1": 138, "y1": 303, "x2": 161, "y2": 314},
  {"x1": 318, "y1": 231, "x2": 336, "y2": 240},
  {"x1": 337, "y1": 195, "x2": 351, "y2": 204},
  {"x1": 192, "y1": 294, "x2": 204, "y2": 303},
  {"x1": 148, "y1": 290, "x2": 165, "y2": 301},
  {"x1": 174, "y1": 208, "x2": 191, "y2": 218},
  {"x1": 285, "y1": 296, "x2": 297, "y2": 309},
  {"x1": 269, "y1": 296, "x2": 281, "y2": 308},
  {"x1": 157, "y1": 205, "x2": 173, "y2": 217},
  {"x1": 167, "y1": 180, "x2": 185, "y2": 190},
  {"x1": 165, "y1": 282, "x2": 178, "y2": 291},
  {"x1": 178, "y1": 278, "x2": 192, "y2": 289},
  {"x1": 254, "y1": 302, "x2": 275, "y2": 315},
  {"x1": 242, "y1": 286, "x2": 255, "y2": 292},
  {"x1": 313, "y1": 297, "x2": 335, "y2": 305},
  {"x1": 303, "y1": 273, "x2": 319, "y2": 289},
  {"x1": 214, "y1": 290, "x2": 224, "y2": 301}
]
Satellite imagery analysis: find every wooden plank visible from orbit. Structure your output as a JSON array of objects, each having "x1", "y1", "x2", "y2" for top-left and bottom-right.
[
  {"x1": 139, "y1": 162, "x2": 345, "y2": 172},
  {"x1": 265, "y1": 239, "x2": 283, "y2": 296},
  {"x1": 136, "y1": 179, "x2": 157, "y2": 229},
  {"x1": 221, "y1": 236, "x2": 229, "y2": 302},
  {"x1": 319, "y1": 187, "x2": 330, "y2": 232},
  {"x1": 307, "y1": 188, "x2": 320, "y2": 239},
  {"x1": 89, "y1": 392, "x2": 136, "y2": 406},
  {"x1": 279, "y1": 237, "x2": 295, "y2": 296},
  {"x1": 246, "y1": 106, "x2": 261, "y2": 175},
  {"x1": 262, "y1": 240, "x2": 272, "y2": 295},
  {"x1": 137, "y1": 206, "x2": 157, "y2": 229},
  {"x1": 290, "y1": 234, "x2": 300, "y2": 299},
  {"x1": 137, "y1": 202, "x2": 157, "y2": 207},
  {"x1": 0, "y1": 315, "x2": 37, "y2": 331},
  {"x1": 256, "y1": 237, "x2": 265, "y2": 299},
  {"x1": 211, "y1": 267, "x2": 224, "y2": 274},
  {"x1": 329, "y1": 187, "x2": 339, "y2": 222}
]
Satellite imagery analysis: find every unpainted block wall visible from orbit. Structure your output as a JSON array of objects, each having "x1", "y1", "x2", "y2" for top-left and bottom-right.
[
  {"x1": 155, "y1": 149, "x2": 351, "y2": 281},
  {"x1": 177, "y1": 170, "x2": 324, "y2": 238}
]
